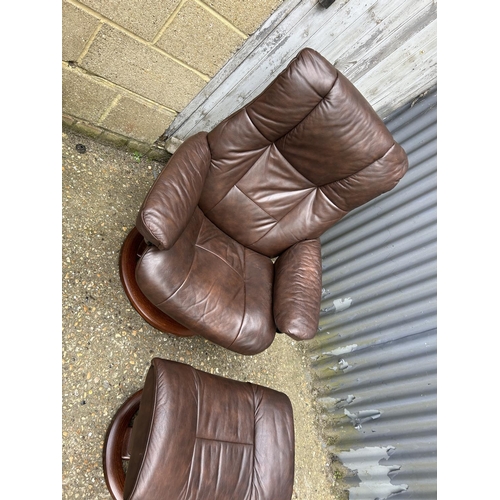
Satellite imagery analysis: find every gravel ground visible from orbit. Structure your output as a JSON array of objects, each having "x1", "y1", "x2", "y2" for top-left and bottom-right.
[{"x1": 62, "y1": 129, "x2": 342, "y2": 499}]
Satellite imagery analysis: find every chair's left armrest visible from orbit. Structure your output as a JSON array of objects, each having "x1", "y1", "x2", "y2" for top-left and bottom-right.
[
  {"x1": 136, "y1": 132, "x2": 211, "y2": 251},
  {"x1": 273, "y1": 239, "x2": 322, "y2": 341}
]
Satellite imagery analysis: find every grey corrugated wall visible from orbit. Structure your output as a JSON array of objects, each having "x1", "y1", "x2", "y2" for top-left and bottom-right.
[{"x1": 310, "y1": 87, "x2": 437, "y2": 499}]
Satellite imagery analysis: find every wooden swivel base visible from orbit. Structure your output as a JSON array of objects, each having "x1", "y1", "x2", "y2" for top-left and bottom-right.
[
  {"x1": 119, "y1": 227, "x2": 194, "y2": 337},
  {"x1": 103, "y1": 389, "x2": 142, "y2": 500}
]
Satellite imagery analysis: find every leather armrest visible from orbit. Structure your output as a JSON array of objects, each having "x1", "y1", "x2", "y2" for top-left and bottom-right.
[
  {"x1": 136, "y1": 132, "x2": 211, "y2": 250},
  {"x1": 273, "y1": 239, "x2": 322, "y2": 341}
]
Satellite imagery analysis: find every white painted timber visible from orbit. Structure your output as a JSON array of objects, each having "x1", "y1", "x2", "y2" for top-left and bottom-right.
[{"x1": 163, "y1": 0, "x2": 437, "y2": 149}]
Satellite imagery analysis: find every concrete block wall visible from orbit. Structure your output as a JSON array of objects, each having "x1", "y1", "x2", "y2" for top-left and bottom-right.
[{"x1": 62, "y1": 0, "x2": 283, "y2": 160}]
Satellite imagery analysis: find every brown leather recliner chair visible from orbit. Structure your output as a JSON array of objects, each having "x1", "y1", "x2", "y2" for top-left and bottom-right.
[
  {"x1": 103, "y1": 358, "x2": 295, "y2": 500},
  {"x1": 120, "y1": 48, "x2": 408, "y2": 355}
]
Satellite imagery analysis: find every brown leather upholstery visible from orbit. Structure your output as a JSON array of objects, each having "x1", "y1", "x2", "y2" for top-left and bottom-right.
[
  {"x1": 133, "y1": 48, "x2": 408, "y2": 354},
  {"x1": 122, "y1": 358, "x2": 294, "y2": 500}
]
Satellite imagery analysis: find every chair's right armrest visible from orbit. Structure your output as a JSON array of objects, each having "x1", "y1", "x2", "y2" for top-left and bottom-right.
[
  {"x1": 136, "y1": 132, "x2": 211, "y2": 250},
  {"x1": 273, "y1": 239, "x2": 323, "y2": 341}
]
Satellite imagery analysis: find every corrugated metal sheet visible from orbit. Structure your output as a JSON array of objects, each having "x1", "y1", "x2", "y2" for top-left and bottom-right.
[
  {"x1": 163, "y1": 0, "x2": 437, "y2": 148},
  {"x1": 310, "y1": 88, "x2": 437, "y2": 499}
]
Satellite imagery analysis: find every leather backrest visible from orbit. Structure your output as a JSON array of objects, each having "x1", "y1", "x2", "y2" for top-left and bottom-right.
[{"x1": 199, "y1": 48, "x2": 408, "y2": 257}]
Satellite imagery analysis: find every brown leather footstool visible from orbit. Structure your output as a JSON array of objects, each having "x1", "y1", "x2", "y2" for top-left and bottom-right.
[{"x1": 103, "y1": 358, "x2": 295, "y2": 499}]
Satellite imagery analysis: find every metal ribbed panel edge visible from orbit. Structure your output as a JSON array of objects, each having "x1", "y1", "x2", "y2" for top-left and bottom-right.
[{"x1": 309, "y1": 87, "x2": 437, "y2": 499}]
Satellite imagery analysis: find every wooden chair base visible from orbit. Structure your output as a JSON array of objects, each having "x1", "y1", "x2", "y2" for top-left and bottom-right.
[
  {"x1": 102, "y1": 389, "x2": 142, "y2": 500},
  {"x1": 119, "y1": 227, "x2": 195, "y2": 337}
]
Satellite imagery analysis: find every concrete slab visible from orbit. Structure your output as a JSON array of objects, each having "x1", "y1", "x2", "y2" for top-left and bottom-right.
[
  {"x1": 100, "y1": 95, "x2": 176, "y2": 144},
  {"x1": 77, "y1": 0, "x2": 179, "y2": 41},
  {"x1": 156, "y1": 0, "x2": 245, "y2": 77},
  {"x1": 62, "y1": 65, "x2": 117, "y2": 123},
  {"x1": 80, "y1": 24, "x2": 207, "y2": 111},
  {"x1": 203, "y1": 0, "x2": 285, "y2": 35},
  {"x1": 63, "y1": 2, "x2": 101, "y2": 61}
]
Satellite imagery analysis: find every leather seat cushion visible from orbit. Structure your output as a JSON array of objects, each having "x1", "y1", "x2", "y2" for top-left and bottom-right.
[
  {"x1": 123, "y1": 358, "x2": 295, "y2": 500},
  {"x1": 135, "y1": 208, "x2": 276, "y2": 355}
]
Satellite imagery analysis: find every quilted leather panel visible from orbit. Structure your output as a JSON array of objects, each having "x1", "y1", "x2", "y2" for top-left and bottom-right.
[
  {"x1": 203, "y1": 184, "x2": 278, "y2": 248},
  {"x1": 239, "y1": 48, "x2": 337, "y2": 142},
  {"x1": 195, "y1": 365, "x2": 255, "y2": 442},
  {"x1": 136, "y1": 209, "x2": 275, "y2": 355},
  {"x1": 124, "y1": 359, "x2": 294, "y2": 500},
  {"x1": 247, "y1": 188, "x2": 347, "y2": 257},
  {"x1": 195, "y1": 209, "x2": 246, "y2": 278},
  {"x1": 187, "y1": 439, "x2": 254, "y2": 499},
  {"x1": 275, "y1": 71, "x2": 395, "y2": 184},
  {"x1": 319, "y1": 142, "x2": 409, "y2": 212},
  {"x1": 201, "y1": 110, "x2": 270, "y2": 213},
  {"x1": 237, "y1": 144, "x2": 316, "y2": 220},
  {"x1": 186, "y1": 369, "x2": 256, "y2": 498},
  {"x1": 200, "y1": 48, "x2": 408, "y2": 257}
]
